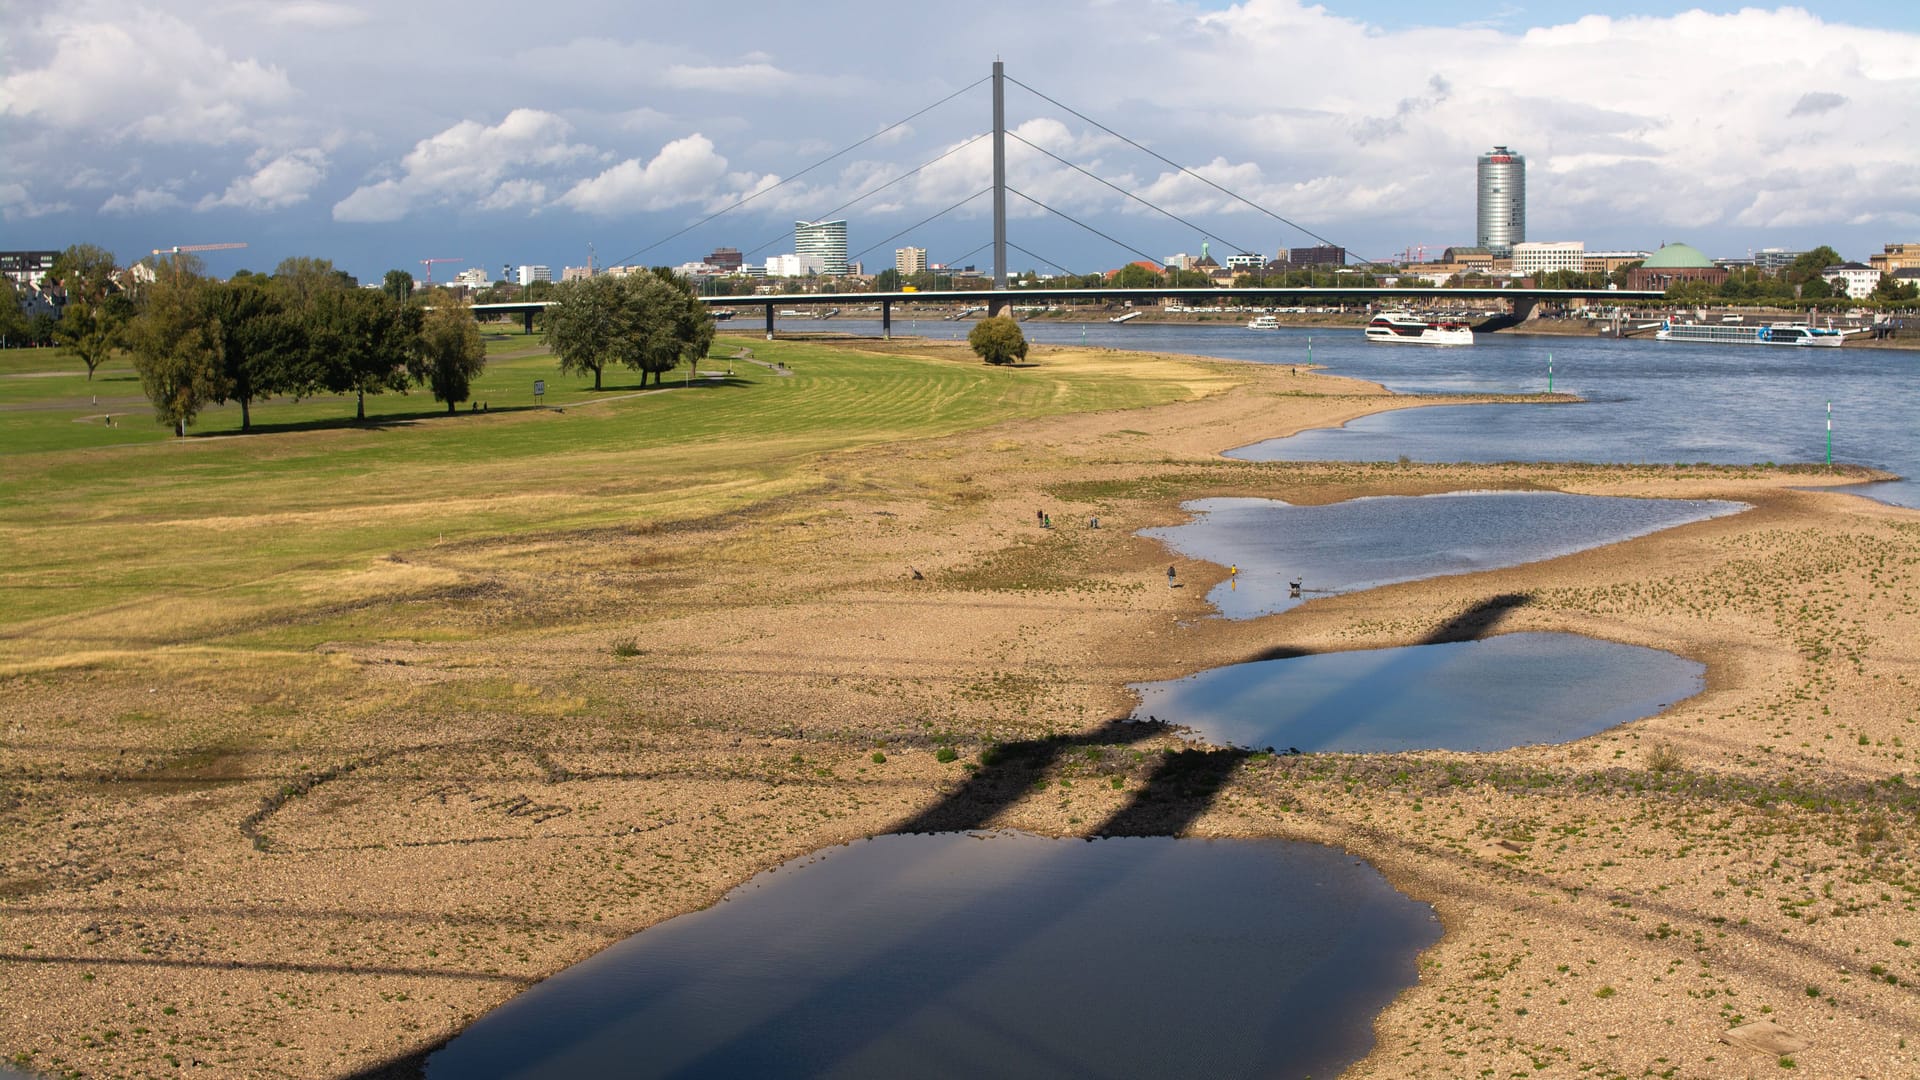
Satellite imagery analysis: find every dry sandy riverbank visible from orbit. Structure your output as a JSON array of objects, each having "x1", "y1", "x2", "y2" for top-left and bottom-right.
[{"x1": 3, "y1": 342, "x2": 1918, "y2": 1079}]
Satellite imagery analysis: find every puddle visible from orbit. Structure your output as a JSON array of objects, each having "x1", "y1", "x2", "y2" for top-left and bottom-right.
[
  {"x1": 1143, "y1": 492, "x2": 1745, "y2": 619},
  {"x1": 1132, "y1": 632, "x2": 1704, "y2": 752},
  {"x1": 426, "y1": 832, "x2": 1440, "y2": 1079}
]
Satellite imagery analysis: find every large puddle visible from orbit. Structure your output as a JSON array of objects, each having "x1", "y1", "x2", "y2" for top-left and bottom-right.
[
  {"x1": 1132, "y1": 632, "x2": 1704, "y2": 753},
  {"x1": 425, "y1": 832, "x2": 1440, "y2": 1080},
  {"x1": 1144, "y1": 492, "x2": 1745, "y2": 619}
]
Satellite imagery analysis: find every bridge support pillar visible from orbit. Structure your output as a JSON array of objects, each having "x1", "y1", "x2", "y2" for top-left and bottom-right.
[
  {"x1": 882, "y1": 301, "x2": 892, "y2": 340},
  {"x1": 1511, "y1": 296, "x2": 1539, "y2": 322},
  {"x1": 522, "y1": 309, "x2": 534, "y2": 334},
  {"x1": 987, "y1": 296, "x2": 1007, "y2": 318},
  {"x1": 765, "y1": 305, "x2": 775, "y2": 341}
]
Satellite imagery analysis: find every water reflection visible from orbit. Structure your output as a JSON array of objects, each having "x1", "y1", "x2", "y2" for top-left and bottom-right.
[
  {"x1": 425, "y1": 833, "x2": 1440, "y2": 1080},
  {"x1": 1144, "y1": 492, "x2": 1745, "y2": 619},
  {"x1": 1133, "y1": 632, "x2": 1704, "y2": 753}
]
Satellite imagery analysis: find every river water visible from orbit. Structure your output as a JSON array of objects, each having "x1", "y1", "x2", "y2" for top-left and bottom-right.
[{"x1": 777, "y1": 317, "x2": 1919, "y2": 509}]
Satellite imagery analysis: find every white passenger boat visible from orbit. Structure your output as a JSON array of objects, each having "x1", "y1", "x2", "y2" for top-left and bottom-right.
[
  {"x1": 1655, "y1": 320, "x2": 1851, "y2": 347},
  {"x1": 1365, "y1": 312, "x2": 1473, "y2": 346},
  {"x1": 1246, "y1": 315, "x2": 1280, "y2": 330}
]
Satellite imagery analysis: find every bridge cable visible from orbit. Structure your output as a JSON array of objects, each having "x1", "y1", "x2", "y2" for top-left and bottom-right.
[
  {"x1": 605, "y1": 75, "x2": 989, "y2": 269},
  {"x1": 849, "y1": 190, "x2": 992, "y2": 266},
  {"x1": 740, "y1": 133, "x2": 991, "y2": 261},
  {"x1": 1004, "y1": 241, "x2": 1082, "y2": 279},
  {"x1": 1006, "y1": 187, "x2": 1165, "y2": 271},
  {"x1": 1005, "y1": 130, "x2": 1257, "y2": 259},
  {"x1": 1006, "y1": 74, "x2": 1382, "y2": 267}
]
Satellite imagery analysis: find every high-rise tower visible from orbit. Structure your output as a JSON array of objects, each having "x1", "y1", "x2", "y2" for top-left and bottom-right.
[
  {"x1": 1476, "y1": 146, "x2": 1526, "y2": 256},
  {"x1": 794, "y1": 220, "x2": 849, "y2": 276}
]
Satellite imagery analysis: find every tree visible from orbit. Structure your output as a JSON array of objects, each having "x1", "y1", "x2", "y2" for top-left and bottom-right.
[
  {"x1": 545, "y1": 274, "x2": 629, "y2": 391},
  {"x1": 309, "y1": 287, "x2": 419, "y2": 420},
  {"x1": 646, "y1": 268, "x2": 715, "y2": 386},
  {"x1": 871, "y1": 268, "x2": 902, "y2": 292},
  {"x1": 1872, "y1": 273, "x2": 1918, "y2": 303},
  {"x1": 383, "y1": 269, "x2": 416, "y2": 305},
  {"x1": 414, "y1": 292, "x2": 488, "y2": 412},
  {"x1": 48, "y1": 243, "x2": 132, "y2": 380},
  {"x1": 968, "y1": 316, "x2": 1028, "y2": 365},
  {"x1": 271, "y1": 256, "x2": 355, "y2": 311},
  {"x1": 202, "y1": 276, "x2": 304, "y2": 432},
  {"x1": 546, "y1": 271, "x2": 713, "y2": 390},
  {"x1": 1110, "y1": 263, "x2": 1163, "y2": 289},
  {"x1": 126, "y1": 263, "x2": 223, "y2": 435},
  {"x1": 0, "y1": 278, "x2": 29, "y2": 347},
  {"x1": 1784, "y1": 246, "x2": 1843, "y2": 287}
]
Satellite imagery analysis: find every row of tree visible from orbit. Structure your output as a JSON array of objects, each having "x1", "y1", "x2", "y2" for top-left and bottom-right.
[
  {"x1": 38, "y1": 244, "x2": 486, "y2": 434},
  {"x1": 34, "y1": 244, "x2": 717, "y2": 434}
]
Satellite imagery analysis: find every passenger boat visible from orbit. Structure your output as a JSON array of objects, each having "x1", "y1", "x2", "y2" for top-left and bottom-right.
[
  {"x1": 1655, "y1": 320, "x2": 1850, "y2": 347},
  {"x1": 1246, "y1": 314, "x2": 1280, "y2": 330},
  {"x1": 1364, "y1": 312, "x2": 1473, "y2": 346}
]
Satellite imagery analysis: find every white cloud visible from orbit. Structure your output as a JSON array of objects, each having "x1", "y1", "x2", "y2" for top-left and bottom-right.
[
  {"x1": 228, "y1": 1, "x2": 371, "y2": 29},
  {"x1": 102, "y1": 187, "x2": 186, "y2": 215},
  {"x1": 0, "y1": 182, "x2": 73, "y2": 221},
  {"x1": 198, "y1": 148, "x2": 328, "y2": 210},
  {"x1": 0, "y1": 6, "x2": 294, "y2": 145},
  {"x1": 333, "y1": 109, "x2": 592, "y2": 221},
  {"x1": 479, "y1": 179, "x2": 548, "y2": 211},
  {"x1": 556, "y1": 135, "x2": 733, "y2": 215}
]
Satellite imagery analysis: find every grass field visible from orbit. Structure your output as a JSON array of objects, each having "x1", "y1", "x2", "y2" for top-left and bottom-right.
[{"x1": 0, "y1": 331, "x2": 1237, "y2": 659}]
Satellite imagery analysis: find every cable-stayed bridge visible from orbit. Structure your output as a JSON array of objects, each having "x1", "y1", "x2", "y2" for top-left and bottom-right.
[{"x1": 486, "y1": 61, "x2": 1659, "y2": 335}]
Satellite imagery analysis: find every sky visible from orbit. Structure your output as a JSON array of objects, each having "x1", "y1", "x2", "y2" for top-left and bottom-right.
[{"x1": 3, "y1": 0, "x2": 1917, "y2": 283}]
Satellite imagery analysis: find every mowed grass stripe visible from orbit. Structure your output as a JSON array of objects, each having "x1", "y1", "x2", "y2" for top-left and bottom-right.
[{"x1": 1, "y1": 336, "x2": 1238, "y2": 648}]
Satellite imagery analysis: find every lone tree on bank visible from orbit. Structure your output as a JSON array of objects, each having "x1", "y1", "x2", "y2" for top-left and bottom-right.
[
  {"x1": 414, "y1": 293, "x2": 488, "y2": 412},
  {"x1": 49, "y1": 243, "x2": 133, "y2": 381},
  {"x1": 968, "y1": 315, "x2": 1028, "y2": 365}
]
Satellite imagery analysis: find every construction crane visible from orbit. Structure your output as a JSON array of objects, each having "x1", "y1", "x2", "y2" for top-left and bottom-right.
[
  {"x1": 419, "y1": 257, "x2": 463, "y2": 288},
  {"x1": 151, "y1": 242, "x2": 248, "y2": 257}
]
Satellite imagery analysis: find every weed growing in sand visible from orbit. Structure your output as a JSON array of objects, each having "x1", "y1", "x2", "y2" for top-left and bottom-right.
[
  {"x1": 610, "y1": 638, "x2": 642, "y2": 659},
  {"x1": 935, "y1": 746, "x2": 958, "y2": 764}
]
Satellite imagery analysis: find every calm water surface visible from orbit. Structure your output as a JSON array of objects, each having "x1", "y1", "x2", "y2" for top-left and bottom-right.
[
  {"x1": 425, "y1": 832, "x2": 1440, "y2": 1080},
  {"x1": 781, "y1": 319, "x2": 1918, "y2": 508},
  {"x1": 1143, "y1": 492, "x2": 1744, "y2": 619},
  {"x1": 1132, "y1": 632, "x2": 1704, "y2": 753}
]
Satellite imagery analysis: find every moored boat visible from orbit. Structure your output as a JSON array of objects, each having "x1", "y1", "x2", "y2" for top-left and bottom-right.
[
  {"x1": 1246, "y1": 314, "x2": 1280, "y2": 330},
  {"x1": 1655, "y1": 320, "x2": 1852, "y2": 347},
  {"x1": 1365, "y1": 312, "x2": 1473, "y2": 346}
]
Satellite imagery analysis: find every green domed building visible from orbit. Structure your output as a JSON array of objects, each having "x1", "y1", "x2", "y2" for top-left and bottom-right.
[{"x1": 1628, "y1": 242, "x2": 1728, "y2": 291}]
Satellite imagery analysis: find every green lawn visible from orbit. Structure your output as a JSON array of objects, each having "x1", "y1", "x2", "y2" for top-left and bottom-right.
[{"x1": 0, "y1": 332, "x2": 1232, "y2": 651}]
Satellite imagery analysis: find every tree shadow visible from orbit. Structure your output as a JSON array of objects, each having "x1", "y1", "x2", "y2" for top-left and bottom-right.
[
  {"x1": 325, "y1": 595, "x2": 1544, "y2": 1079},
  {"x1": 204, "y1": 404, "x2": 545, "y2": 437}
]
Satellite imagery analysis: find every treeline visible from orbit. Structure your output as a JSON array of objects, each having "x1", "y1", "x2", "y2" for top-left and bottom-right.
[{"x1": 36, "y1": 245, "x2": 714, "y2": 435}]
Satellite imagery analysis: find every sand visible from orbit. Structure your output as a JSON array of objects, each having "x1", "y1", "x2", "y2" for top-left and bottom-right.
[{"x1": 3, "y1": 344, "x2": 1917, "y2": 1079}]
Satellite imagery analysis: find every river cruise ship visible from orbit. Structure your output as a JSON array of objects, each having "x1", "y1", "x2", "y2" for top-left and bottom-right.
[
  {"x1": 1365, "y1": 312, "x2": 1473, "y2": 346},
  {"x1": 1655, "y1": 320, "x2": 1850, "y2": 347},
  {"x1": 1246, "y1": 314, "x2": 1280, "y2": 330}
]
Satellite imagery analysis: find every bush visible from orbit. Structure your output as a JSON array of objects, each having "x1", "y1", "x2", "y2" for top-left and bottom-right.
[
  {"x1": 968, "y1": 316, "x2": 1028, "y2": 365},
  {"x1": 935, "y1": 746, "x2": 959, "y2": 763}
]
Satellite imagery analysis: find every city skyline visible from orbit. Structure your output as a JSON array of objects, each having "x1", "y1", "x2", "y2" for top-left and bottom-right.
[{"x1": 4, "y1": 1, "x2": 1916, "y2": 283}]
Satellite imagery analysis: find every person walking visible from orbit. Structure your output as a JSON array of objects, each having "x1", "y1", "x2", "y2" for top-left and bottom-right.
[{"x1": 1167, "y1": 564, "x2": 1177, "y2": 588}]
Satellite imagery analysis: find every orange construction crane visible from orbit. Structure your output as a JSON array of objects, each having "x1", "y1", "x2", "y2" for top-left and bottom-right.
[
  {"x1": 151, "y1": 242, "x2": 248, "y2": 257},
  {"x1": 419, "y1": 257, "x2": 463, "y2": 287}
]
